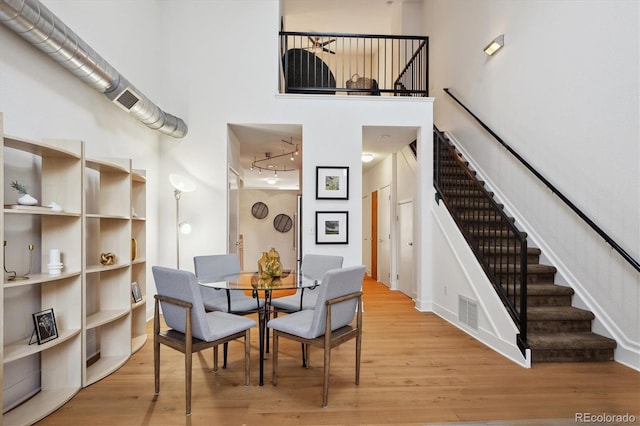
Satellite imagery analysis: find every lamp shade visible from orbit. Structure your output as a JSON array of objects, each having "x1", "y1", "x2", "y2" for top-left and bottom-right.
[{"x1": 169, "y1": 173, "x2": 196, "y2": 192}]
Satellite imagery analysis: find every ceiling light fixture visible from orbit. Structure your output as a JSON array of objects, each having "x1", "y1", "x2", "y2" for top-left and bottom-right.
[
  {"x1": 484, "y1": 34, "x2": 504, "y2": 56},
  {"x1": 251, "y1": 138, "x2": 299, "y2": 173},
  {"x1": 362, "y1": 153, "x2": 374, "y2": 163}
]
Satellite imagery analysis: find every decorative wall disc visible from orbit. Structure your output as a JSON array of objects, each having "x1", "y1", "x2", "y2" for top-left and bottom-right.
[
  {"x1": 251, "y1": 201, "x2": 269, "y2": 219},
  {"x1": 273, "y1": 213, "x2": 293, "y2": 233}
]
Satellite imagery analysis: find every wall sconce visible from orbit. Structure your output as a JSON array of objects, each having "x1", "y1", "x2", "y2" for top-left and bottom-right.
[
  {"x1": 484, "y1": 34, "x2": 504, "y2": 56},
  {"x1": 169, "y1": 173, "x2": 196, "y2": 269}
]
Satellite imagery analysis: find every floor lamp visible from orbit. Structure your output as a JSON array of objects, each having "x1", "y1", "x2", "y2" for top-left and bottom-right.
[{"x1": 169, "y1": 174, "x2": 196, "y2": 269}]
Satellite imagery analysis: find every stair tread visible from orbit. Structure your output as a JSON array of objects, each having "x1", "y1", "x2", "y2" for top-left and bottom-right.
[
  {"x1": 528, "y1": 332, "x2": 617, "y2": 350},
  {"x1": 493, "y1": 263, "x2": 557, "y2": 273},
  {"x1": 528, "y1": 306, "x2": 595, "y2": 320},
  {"x1": 521, "y1": 283, "x2": 575, "y2": 296}
]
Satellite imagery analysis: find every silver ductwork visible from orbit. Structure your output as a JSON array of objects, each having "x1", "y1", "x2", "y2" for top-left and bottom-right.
[{"x1": 0, "y1": 0, "x2": 188, "y2": 138}]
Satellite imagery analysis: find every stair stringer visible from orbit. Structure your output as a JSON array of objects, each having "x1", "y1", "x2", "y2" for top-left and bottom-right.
[
  {"x1": 446, "y1": 131, "x2": 640, "y2": 371},
  {"x1": 430, "y1": 194, "x2": 530, "y2": 367}
]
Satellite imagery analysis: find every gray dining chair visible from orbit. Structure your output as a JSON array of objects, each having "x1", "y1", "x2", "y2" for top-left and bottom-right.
[
  {"x1": 152, "y1": 266, "x2": 255, "y2": 415},
  {"x1": 268, "y1": 264, "x2": 365, "y2": 407},
  {"x1": 194, "y1": 254, "x2": 264, "y2": 369},
  {"x1": 270, "y1": 254, "x2": 343, "y2": 312},
  {"x1": 269, "y1": 254, "x2": 343, "y2": 365}
]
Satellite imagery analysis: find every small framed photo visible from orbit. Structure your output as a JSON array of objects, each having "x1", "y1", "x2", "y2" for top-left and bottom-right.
[
  {"x1": 316, "y1": 166, "x2": 349, "y2": 200},
  {"x1": 315, "y1": 211, "x2": 349, "y2": 244},
  {"x1": 32, "y1": 308, "x2": 58, "y2": 345},
  {"x1": 131, "y1": 281, "x2": 143, "y2": 303}
]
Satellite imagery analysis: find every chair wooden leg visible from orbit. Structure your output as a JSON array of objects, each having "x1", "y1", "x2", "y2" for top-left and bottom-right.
[
  {"x1": 185, "y1": 351, "x2": 192, "y2": 416},
  {"x1": 213, "y1": 345, "x2": 219, "y2": 372},
  {"x1": 272, "y1": 331, "x2": 279, "y2": 386},
  {"x1": 223, "y1": 342, "x2": 228, "y2": 368},
  {"x1": 322, "y1": 346, "x2": 331, "y2": 407},
  {"x1": 304, "y1": 344, "x2": 311, "y2": 368},
  {"x1": 355, "y1": 330, "x2": 361, "y2": 385},
  {"x1": 154, "y1": 337, "x2": 160, "y2": 395},
  {"x1": 244, "y1": 330, "x2": 251, "y2": 386}
]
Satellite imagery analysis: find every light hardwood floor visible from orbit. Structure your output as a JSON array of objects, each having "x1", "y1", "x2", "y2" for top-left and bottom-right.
[{"x1": 36, "y1": 277, "x2": 639, "y2": 425}]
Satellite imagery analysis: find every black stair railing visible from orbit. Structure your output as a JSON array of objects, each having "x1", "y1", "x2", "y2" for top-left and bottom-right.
[
  {"x1": 433, "y1": 127, "x2": 529, "y2": 355},
  {"x1": 443, "y1": 88, "x2": 640, "y2": 274}
]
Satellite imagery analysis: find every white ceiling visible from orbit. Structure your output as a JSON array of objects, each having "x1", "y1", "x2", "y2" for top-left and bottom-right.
[{"x1": 233, "y1": 0, "x2": 419, "y2": 190}]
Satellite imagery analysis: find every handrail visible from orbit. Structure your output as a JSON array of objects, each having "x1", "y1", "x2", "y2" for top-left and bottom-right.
[{"x1": 443, "y1": 88, "x2": 640, "y2": 273}]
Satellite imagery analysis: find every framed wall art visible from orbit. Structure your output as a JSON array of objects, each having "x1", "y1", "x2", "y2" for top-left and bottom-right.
[
  {"x1": 316, "y1": 166, "x2": 349, "y2": 200},
  {"x1": 32, "y1": 308, "x2": 58, "y2": 345},
  {"x1": 315, "y1": 211, "x2": 349, "y2": 244}
]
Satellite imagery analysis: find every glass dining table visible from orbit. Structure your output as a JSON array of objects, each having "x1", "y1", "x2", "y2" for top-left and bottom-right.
[{"x1": 198, "y1": 271, "x2": 318, "y2": 386}]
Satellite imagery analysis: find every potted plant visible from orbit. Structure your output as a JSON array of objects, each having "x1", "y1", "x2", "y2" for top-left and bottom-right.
[{"x1": 11, "y1": 180, "x2": 38, "y2": 205}]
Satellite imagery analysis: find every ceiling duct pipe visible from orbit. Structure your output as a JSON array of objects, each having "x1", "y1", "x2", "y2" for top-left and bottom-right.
[{"x1": 0, "y1": 0, "x2": 188, "y2": 138}]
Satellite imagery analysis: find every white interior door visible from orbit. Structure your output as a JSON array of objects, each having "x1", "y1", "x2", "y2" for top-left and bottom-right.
[
  {"x1": 378, "y1": 185, "x2": 391, "y2": 286},
  {"x1": 398, "y1": 200, "x2": 415, "y2": 298},
  {"x1": 362, "y1": 194, "x2": 371, "y2": 276}
]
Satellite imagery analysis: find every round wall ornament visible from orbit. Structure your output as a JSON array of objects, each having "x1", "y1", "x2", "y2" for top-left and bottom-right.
[
  {"x1": 251, "y1": 201, "x2": 269, "y2": 219},
  {"x1": 273, "y1": 213, "x2": 293, "y2": 233}
]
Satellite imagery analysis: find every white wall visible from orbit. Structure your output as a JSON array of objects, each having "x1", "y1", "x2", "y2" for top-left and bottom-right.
[{"x1": 424, "y1": 0, "x2": 640, "y2": 369}]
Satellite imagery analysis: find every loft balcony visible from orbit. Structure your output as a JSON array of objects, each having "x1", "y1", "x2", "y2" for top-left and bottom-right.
[{"x1": 280, "y1": 31, "x2": 429, "y2": 97}]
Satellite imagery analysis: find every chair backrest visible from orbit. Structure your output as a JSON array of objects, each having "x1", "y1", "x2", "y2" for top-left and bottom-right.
[
  {"x1": 194, "y1": 254, "x2": 241, "y2": 281},
  {"x1": 306, "y1": 265, "x2": 365, "y2": 338},
  {"x1": 301, "y1": 254, "x2": 344, "y2": 281},
  {"x1": 152, "y1": 266, "x2": 215, "y2": 342}
]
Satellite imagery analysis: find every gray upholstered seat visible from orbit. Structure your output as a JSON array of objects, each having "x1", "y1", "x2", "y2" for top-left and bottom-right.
[
  {"x1": 152, "y1": 266, "x2": 255, "y2": 415},
  {"x1": 268, "y1": 265, "x2": 365, "y2": 407}
]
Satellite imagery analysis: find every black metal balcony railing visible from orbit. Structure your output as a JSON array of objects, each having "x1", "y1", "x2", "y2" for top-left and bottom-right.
[{"x1": 280, "y1": 31, "x2": 428, "y2": 97}]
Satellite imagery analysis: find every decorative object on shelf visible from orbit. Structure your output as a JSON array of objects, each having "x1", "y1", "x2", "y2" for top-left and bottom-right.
[
  {"x1": 131, "y1": 238, "x2": 137, "y2": 261},
  {"x1": 3, "y1": 240, "x2": 34, "y2": 280},
  {"x1": 131, "y1": 281, "x2": 142, "y2": 303},
  {"x1": 47, "y1": 201, "x2": 63, "y2": 212},
  {"x1": 251, "y1": 201, "x2": 269, "y2": 219},
  {"x1": 48, "y1": 248, "x2": 64, "y2": 275},
  {"x1": 100, "y1": 252, "x2": 116, "y2": 265},
  {"x1": 315, "y1": 211, "x2": 349, "y2": 244},
  {"x1": 29, "y1": 308, "x2": 58, "y2": 345},
  {"x1": 273, "y1": 213, "x2": 292, "y2": 233},
  {"x1": 11, "y1": 180, "x2": 39, "y2": 205},
  {"x1": 316, "y1": 166, "x2": 349, "y2": 200},
  {"x1": 169, "y1": 173, "x2": 196, "y2": 269}
]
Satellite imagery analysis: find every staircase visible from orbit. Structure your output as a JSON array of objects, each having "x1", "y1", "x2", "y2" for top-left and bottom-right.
[{"x1": 434, "y1": 135, "x2": 617, "y2": 363}]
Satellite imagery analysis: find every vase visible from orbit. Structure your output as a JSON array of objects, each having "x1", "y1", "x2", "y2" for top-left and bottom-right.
[
  {"x1": 258, "y1": 252, "x2": 270, "y2": 280},
  {"x1": 17, "y1": 193, "x2": 38, "y2": 205},
  {"x1": 267, "y1": 247, "x2": 283, "y2": 278}
]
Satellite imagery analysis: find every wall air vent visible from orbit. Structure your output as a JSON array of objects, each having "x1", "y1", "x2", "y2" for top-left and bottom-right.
[
  {"x1": 113, "y1": 87, "x2": 141, "y2": 111},
  {"x1": 458, "y1": 295, "x2": 478, "y2": 331}
]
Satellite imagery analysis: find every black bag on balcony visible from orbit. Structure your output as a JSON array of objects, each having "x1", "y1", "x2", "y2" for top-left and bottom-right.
[
  {"x1": 346, "y1": 73, "x2": 380, "y2": 96},
  {"x1": 283, "y1": 48, "x2": 336, "y2": 94}
]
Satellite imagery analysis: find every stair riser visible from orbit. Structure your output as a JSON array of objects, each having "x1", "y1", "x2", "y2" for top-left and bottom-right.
[
  {"x1": 528, "y1": 320, "x2": 592, "y2": 333},
  {"x1": 532, "y1": 349, "x2": 614, "y2": 363},
  {"x1": 484, "y1": 253, "x2": 540, "y2": 263},
  {"x1": 496, "y1": 272, "x2": 555, "y2": 284},
  {"x1": 516, "y1": 295, "x2": 572, "y2": 307}
]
